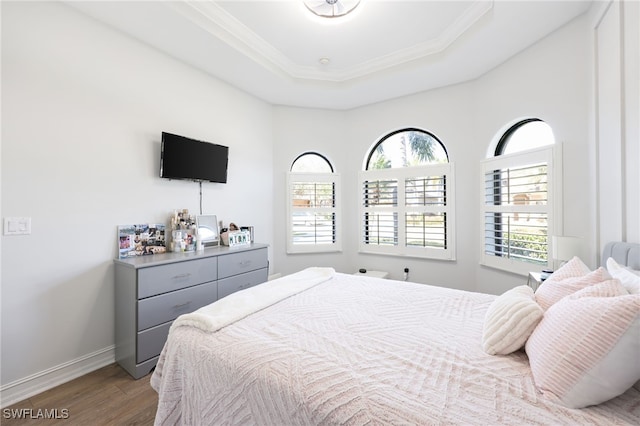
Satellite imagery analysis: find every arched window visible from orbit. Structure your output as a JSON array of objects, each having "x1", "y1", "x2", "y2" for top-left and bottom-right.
[
  {"x1": 359, "y1": 128, "x2": 455, "y2": 260},
  {"x1": 495, "y1": 119, "x2": 555, "y2": 155},
  {"x1": 366, "y1": 128, "x2": 449, "y2": 170},
  {"x1": 287, "y1": 152, "x2": 341, "y2": 253},
  {"x1": 291, "y1": 152, "x2": 334, "y2": 173},
  {"x1": 481, "y1": 119, "x2": 557, "y2": 274}
]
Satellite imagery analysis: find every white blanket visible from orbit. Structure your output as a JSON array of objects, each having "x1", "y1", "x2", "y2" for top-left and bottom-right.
[
  {"x1": 152, "y1": 272, "x2": 640, "y2": 425},
  {"x1": 169, "y1": 267, "x2": 335, "y2": 334}
]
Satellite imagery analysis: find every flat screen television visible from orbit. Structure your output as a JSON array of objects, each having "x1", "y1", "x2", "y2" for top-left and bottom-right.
[{"x1": 160, "y1": 132, "x2": 228, "y2": 183}]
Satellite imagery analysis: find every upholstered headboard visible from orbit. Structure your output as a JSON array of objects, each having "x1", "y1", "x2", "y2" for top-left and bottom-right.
[{"x1": 602, "y1": 241, "x2": 640, "y2": 270}]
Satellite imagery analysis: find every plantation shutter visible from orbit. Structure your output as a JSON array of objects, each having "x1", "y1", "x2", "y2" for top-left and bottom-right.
[
  {"x1": 359, "y1": 164, "x2": 455, "y2": 260},
  {"x1": 286, "y1": 172, "x2": 341, "y2": 253},
  {"x1": 481, "y1": 146, "x2": 554, "y2": 274}
]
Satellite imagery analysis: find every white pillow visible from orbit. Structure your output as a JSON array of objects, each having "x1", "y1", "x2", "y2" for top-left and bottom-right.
[
  {"x1": 482, "y1": 285, "x2": 543, "y2": 355},
  {"x1": 525, "y1": 281, "x2": 639, "y2": 408},
  {"x1": 606, "y1": 257, "x2": 640, "y2": 294}
]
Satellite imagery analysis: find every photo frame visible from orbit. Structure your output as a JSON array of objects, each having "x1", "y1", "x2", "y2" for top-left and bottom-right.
[
  {"x1": 118, "y1": 224, "x2": 166, "y2": 259},
  {"x1": 196, "y1": 215, "x2": 219, "y2": 247}
]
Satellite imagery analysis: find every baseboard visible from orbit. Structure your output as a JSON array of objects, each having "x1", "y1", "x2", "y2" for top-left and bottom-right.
[
  {"x1": 0, "y1": 345, "x2": 115, "y2": 408},
  {"x1": 268, "y1": 272, "x2": 282, "y2": 281}
]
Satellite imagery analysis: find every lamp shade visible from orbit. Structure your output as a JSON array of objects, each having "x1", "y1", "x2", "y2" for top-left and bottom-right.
[{"x1": 551, "y1": 236, "x2": 584, "y2": 262}]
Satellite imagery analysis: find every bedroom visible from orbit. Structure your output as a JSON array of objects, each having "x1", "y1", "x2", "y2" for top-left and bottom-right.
[{"x1": 1, "y1": 0, "x2": 638, "y2": 418}]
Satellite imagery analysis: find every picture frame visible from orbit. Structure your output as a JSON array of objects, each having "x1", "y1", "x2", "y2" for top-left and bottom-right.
[
  {"x1": 196, "y1": 214, "x2": 220, "y2": 247},
  {"x1": 118, "y1": 224, "x2": 166, "y2": 258}
]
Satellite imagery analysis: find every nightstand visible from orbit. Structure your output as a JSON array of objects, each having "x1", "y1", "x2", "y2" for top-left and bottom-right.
[
  {"x1": 527, "y1": 272, "x2": 543, "y2": 291},
  {"x1": 354, "y1": 270, "x2": 389, "y2": 279}
]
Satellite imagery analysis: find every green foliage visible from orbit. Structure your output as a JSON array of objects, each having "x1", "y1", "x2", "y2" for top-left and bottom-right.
[
  {"x1": 369, "y1": 130, "x2": 446, "y2": 169},
  {"x1": 503, "y1": 232, "x2": 547, "y2": 263},
  {"x1": 408, "y1": 131, "x2": 436, "y2": 164}
]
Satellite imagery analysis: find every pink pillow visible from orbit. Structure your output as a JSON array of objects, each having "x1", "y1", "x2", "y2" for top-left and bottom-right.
[
  {"x1": 567, "y1": 279, "x2": 629, "y2": 299},
  {"x1": 535, "y1": 257, "x2": 610, "y2": 310},
  {"x1": 526, "y1": 281, "x2": 640, "y2": 408},
  {"x1": 545, "y1": 256, "x2": 591, "y2": 280}
]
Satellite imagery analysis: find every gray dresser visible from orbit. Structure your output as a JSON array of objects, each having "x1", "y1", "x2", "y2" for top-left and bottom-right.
[{"x1": 114, "y1": 244, "x2": 269, "y2": 379}]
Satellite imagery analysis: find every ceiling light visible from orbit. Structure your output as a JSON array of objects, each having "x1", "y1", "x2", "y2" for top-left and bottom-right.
[
  {"x1": 319, "y1": 57, "x2": 330, "y2": 65},
  {"x1": 303, "y1": 0, "x2": 361, "y2": 19}
]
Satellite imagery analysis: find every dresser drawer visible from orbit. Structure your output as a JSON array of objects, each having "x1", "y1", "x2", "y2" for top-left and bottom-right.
[
  {"x1": 138, "y1": 280, "x2": 217, "y2": 331},
  {"x1": 138, "y1": 257, "x2": 217, "y2": 299},
  {"x1": 218, "y1": 268, "x2": 268, "y2": 300},
  {"x1": 137, "y1": 321, "x2": 171, "y2": 363},
  {"x1": 218, "y1": 248, "x2": 268, "y2": 279}
]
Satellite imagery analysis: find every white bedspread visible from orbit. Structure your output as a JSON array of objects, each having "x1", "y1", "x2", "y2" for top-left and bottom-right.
[{"x1": 151, "y1": 271, "x2": 640, "y2": 425}]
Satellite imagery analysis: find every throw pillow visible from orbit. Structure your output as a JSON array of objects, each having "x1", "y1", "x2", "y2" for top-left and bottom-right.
[
  {"x1": 534, "y1": 257, "x2": 610, "y2": 311},
  {"x1": 482, "y1": 285, "x2": 544, "y2": 355},
  {"x1": 606, "y1": 257, "x2": 640, "y2": 294},
  {"x1": 525, "y1": 281, "x2": 640, "y2": 408},
  {"x1": 545, "y1": 256, "x2": 591, "y2": 280},
  {"x1": 566, "y1": 278, "x2": 629, "y2": 299}
]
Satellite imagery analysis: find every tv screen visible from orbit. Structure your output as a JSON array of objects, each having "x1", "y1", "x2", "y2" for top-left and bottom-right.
[{"x1": 160, "y1": 132, "x2": 228, "y2": 183}]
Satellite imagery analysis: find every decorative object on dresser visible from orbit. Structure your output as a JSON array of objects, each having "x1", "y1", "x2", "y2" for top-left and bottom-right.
[
  {"x1": 219, "y1": 222, "x2": 239, "y2": 246},
  {"x1": 169, "y1": 209, "x2": 198, "y2": 252},
  {"x1": 114, "y1": 244, "x2": 269, "y2": 379},
  {"x1": 195, "y1": 214, "x2": 219, "y2": 248},
  {"x1": 118, "y1": 224, "x2": 166, "y2": 259},
  {"x1": 240, "y1": 226, "x2": 255, "y2": 242},
  {"x1": 228, "y1": 230, "x2": 251, "y2": 247}
]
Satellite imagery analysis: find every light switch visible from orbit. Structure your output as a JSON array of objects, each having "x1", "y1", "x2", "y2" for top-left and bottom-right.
[{"x1": 4, "y1": 217, "x2": 31, "y2": 235}]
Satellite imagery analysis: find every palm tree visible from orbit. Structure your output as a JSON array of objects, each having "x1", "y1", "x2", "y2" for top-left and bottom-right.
[
  {"x1": 408, "y1": 131, "x2": 437, "y2": 164},
  {"x1": 370, "y1": 130, "x2": 443, "y2": 169},
  {"x1": 370, "y1": 143, "x2": 391, "y2": 169}
]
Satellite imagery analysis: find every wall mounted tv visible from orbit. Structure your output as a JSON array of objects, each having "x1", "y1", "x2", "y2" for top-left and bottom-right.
[{"x1": 160, "y1": 132, "x2": 228, "y2": 183}]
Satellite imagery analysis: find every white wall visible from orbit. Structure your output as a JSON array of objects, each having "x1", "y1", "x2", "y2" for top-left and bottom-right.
[
  {"x1": 273, "y1": 13, "x2": 593, "y2": 294},
  {"x1": 345, "y1": 83, "x2": 479, "y2": 289},
  {"x1": 624, "y1": 1, "x2": 640, "y2": 245},
  {"x1": 591, "y1": 0, "x2": 640, "y2": 251},
  {"x1": 1, "y1": 1, "x2": 273, "y2": 389},
  {"x1": 272, "y1": 107, "x2": 352, "y2": 275}
]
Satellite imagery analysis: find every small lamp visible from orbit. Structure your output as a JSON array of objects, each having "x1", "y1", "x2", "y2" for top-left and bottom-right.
[{"x1": 551, "y1": 236, "x2": 584, "y2": 269}]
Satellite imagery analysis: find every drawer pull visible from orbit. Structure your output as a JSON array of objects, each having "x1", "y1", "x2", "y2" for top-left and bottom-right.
[
  {"x1": 239, "y1": 260, "x2": 252, "y2": 267},
  {"x1": 172, "y1": 273, "x2": 191, "y2": 280},
  {"x1": 239, "y1": 283, "x2": 251, "y2": 290},
  {"x1": 173, "y1": 301, "x2": 192, "y2": 309}
]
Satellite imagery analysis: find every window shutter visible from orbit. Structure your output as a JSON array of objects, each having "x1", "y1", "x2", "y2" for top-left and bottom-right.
[
  {"x1": 362, "y1": 178, "x2": 398, "y2": 246},
  {"x1": 287, "y1": 173, "x2": 341, "y2": 253},
  {"x1": 359, "y1": 164, "x2": 455, "y2": 260},
  {"x1": 405, "y1": 175, "x2": 448, "y2": 249},
  {"x1": 481, "y1": 147, "x2": 554, "y2": 273}
]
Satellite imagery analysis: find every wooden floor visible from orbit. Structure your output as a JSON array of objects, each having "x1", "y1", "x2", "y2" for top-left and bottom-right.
[{"x1": 2, "y1": 364, "x2": 157, "y2": 425}]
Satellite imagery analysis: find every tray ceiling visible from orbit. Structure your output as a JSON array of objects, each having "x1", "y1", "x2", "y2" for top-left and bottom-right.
[{"x1": 66, "y1": 0, "x2": 593, "y2": 110}]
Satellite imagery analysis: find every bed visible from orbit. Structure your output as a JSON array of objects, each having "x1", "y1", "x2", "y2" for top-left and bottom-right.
[{"x1": 151, "y1": 243, "x2": 640, "y2": 425}]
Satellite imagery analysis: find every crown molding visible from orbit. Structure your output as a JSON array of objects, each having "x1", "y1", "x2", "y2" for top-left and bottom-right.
[{"x1": 169, "y1": 0, "x2": 493, "y2": 83}]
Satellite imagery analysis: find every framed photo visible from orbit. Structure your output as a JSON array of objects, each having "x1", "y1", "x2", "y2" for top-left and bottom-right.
[
  {"x1": 118, "y1": 224, "x2": 166, "y2": 258},
  {"x1": 196, "y1": 215, "x2": 220, "y2": 247}
]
